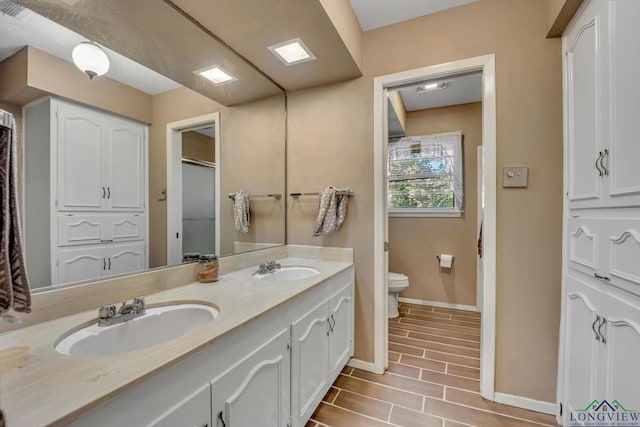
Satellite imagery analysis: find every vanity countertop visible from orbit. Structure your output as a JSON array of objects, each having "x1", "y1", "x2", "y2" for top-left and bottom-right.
[{"x1": 0, "y1": 257, "x2": 353, "y2": 426}]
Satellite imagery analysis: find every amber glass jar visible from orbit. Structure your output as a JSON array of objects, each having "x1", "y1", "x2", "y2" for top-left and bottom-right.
[{"x1": 198, "y1": 254, "x2": 219, "y2": 283}]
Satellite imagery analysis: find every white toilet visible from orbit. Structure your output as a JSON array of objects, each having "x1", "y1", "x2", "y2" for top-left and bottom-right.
[{"x1": 388, "y1": 272, "x2": 410, "y2": 318}]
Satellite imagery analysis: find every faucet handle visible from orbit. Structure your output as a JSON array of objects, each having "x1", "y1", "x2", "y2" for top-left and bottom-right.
[
  {"x1": 133, "y1": 297, "x2": 145, "y2": 310},
  {"x1": 98, "y1": 304, "x2": 116, "y2": 319}
]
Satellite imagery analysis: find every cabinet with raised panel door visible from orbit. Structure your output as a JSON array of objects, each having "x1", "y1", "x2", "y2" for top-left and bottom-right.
[
  {"x1": 57, "y1": 243, "x2": 145, "y2": 285},
  {"x1": 560, "y1": 0, "x2": 640, "y2": 423},
  {"x1": 562, "y1": 275, "x2": 640, "y2": 426},
  {"x1": 564, "y1": 0, "x2": 640, "y2": 210},
  {"x1": 291, "y1": 281, "x2": 353, "y2": 427},
  {"x1": 56, "y1": 99, "x2": 145, "y2": 212}
]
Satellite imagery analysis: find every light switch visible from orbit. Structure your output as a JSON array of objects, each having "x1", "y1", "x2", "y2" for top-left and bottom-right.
[
  {"x1": 156, "y1": 189, "x2": 167, "y2": 201},
  {"x1": 503, "y1": 167, "x2": 528, "y2": 188}
]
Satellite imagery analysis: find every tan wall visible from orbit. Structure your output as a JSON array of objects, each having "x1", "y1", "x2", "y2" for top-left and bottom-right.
[
  {"x1": 288, "y1": 0, "x2": 563, "y2": 402},
  {"x1": 182, "y1": 131, "x2": 215, "y2": 163},
  {"x1": 0, "y1": 46, "x2": 152, "y2": 123},
  {"x1": 149, "y1": 87, "x2": 286, "y2": 267},
  {"x1": 389, "y1": 103, "x2": 482, "y2": 307}
]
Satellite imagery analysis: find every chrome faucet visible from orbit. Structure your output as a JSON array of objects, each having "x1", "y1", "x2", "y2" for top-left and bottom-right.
[
  {"x1": 98, "y1": 297, "x2": 146, "y2": 327},
  {"x1": 255, "y1": 261, "x2": 281, "y2": 275}
]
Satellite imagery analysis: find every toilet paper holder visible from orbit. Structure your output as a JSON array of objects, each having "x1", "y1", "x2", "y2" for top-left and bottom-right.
[{"x1": 436, "y1": 255, "x2": 455, "y2": 262}]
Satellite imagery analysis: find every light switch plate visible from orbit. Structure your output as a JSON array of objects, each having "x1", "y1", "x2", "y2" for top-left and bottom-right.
[
  {"x1": 503, "y1": 167, "x2": 528, "y2": 188},
  {"x1": 157, "y1": 189, "x2": 167, "y2": 201}
]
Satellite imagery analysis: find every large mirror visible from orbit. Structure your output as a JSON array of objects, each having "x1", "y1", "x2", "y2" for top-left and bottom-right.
[{"x1": 0, "y1": 1, "x2": 286, "y2": 290}]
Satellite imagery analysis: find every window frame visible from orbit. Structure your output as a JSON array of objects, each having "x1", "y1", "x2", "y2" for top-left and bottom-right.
[{"x1": 387, "y1": 133, "x2": 464, "y2": 218}]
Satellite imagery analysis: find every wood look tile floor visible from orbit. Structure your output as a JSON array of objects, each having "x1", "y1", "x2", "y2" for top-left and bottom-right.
[{"x1": 308, "y1": 303, "x2": 558, "y2": 427}]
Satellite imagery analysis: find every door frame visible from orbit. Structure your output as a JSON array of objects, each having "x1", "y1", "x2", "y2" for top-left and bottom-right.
[
  {"x1": 372, "y1": 54, "x2": 497, "y2": 399},
  {"x1": 166, "y1": 112, "x2": 221, "y2": 265}
]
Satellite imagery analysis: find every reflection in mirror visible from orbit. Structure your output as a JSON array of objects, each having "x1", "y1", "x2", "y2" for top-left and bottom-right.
[{"x1": 0, "y1": 4, "x2": 286, "y2": 291}]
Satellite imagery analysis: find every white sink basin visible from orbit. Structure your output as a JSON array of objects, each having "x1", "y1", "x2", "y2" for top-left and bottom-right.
[
  {"x1": 253, "y1": 266, "x2": 320, "y2": 281},
  {"x1": 55, "y1": 303, "x2": 218, "y2": 357}
]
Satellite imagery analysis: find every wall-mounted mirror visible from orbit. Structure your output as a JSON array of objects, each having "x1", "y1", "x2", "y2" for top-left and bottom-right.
[{"x1": 0, "y1": 1, "x2": 286, "y2": 291}]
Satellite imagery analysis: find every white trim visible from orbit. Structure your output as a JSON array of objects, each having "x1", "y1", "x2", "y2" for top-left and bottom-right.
[
  {"x1": 346, "y1": 358, "x2": 378, "y2": 373},
  {"x1": 398, "y1": 297, "x2": 477, "y2": 312},
  {"x1": 493, "y1": 392, "x2": 557, "y2": 416},
  {"x1": 373, "y1": 54, "x2": 497, "y2": 401},
  {"x1": 388, "y1": 210, "x2": 462, "y2": 218},
  {"x1": 166, "y1": 113, "x2": 221, "y2": 265}
]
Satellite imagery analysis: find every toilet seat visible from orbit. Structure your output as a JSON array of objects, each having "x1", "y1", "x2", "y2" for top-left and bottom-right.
[{"x1": 388, "y1": 272, "x2": 409, "y2": 292}]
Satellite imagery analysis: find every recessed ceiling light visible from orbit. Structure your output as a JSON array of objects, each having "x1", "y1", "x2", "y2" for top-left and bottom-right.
[
  {"x1": 416, "y1": 82, "x2": 448, "y2": 93},
  {"x1": 268, "y1": 38, "x2": 316, "y2": 66},
  {"x1": 195, "y1": 65, "x2": 237, "y2": 85}
]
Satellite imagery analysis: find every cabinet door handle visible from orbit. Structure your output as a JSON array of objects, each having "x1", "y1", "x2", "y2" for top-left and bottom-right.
[
  {"x1": 327, "y1": 318, "x2": 332, "y2": 336},
  {"x1": 595, "y1": 151, "x2": 604, "y2": 177},
  {"x1": 218, "y1": 411, "x2": 226, "y2": 427},
  {"x1": 600, "y1": 149, "x2": 609, "y2": 176},
  {"x1": 102, "y1": 186, "x2": 106, "y2": 199},
  {"x1": 598, "y1": 317, "x2": 607, "y2": 344},
  {"x1": 103, "y1": 258, "x2": 106, "y2": 270},
  {"x1": 592, "y1": 315, "x2": 600, "y2": 341},
  {"x1": 107, "y1": 187, "x2": 111, "y2": 199},
  {"x1": 330, "y1": 314, "x2": 336, "y2": 332},
  {"x1": 594, "y1": 273, "x2": 611, "y2": 281},
  {"x1": 108, "y1": 258, "x2": 111, "y2": 270}
]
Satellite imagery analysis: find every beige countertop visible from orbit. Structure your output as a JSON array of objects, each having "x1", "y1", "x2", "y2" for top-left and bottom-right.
[{"x1": 0, "y1": 257, "x2": 352, "y2": 426}]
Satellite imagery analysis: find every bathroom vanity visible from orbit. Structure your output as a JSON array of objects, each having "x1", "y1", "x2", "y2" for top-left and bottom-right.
[{"x1": 0, "y1": 246, "x2": 354, "y2": 427}]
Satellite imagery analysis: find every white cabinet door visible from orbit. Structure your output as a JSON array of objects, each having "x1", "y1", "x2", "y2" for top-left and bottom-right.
[
  {"x1": 211, "y1": 328, "x2": 290, "y2": 427},
  {"x1": 328, "y1": 282, "x2": 354, "y2": 376},
  {"x1": 57, "y1": 246, "x2": 106, "y2": 284},
  {"x1": 58, "y1": 215, "x2": 104, "y2": 246},
  {"x1": 108, "y1": 243, "x2": 146, "y2": 276},
  {"x1": 563, "y1": 274, "x2": 603, "y2": 425},
  {"x1": 56, "y1": 101, "x2": 105, "y2": 211},
  {"x1": 149, "y1": 384, "x2": 211, "y2": 427},
  {"x1": 606, "y1": 0, "x2": 640, "y2": 208},
  {"x1": 107, "y1": 119, "x2": 145, "y2": 211},
  {"x1": 565, "y1": 0, "x2": 609, "y2": 209},
  {"x1": 601, "y1": 291, "x2": 640, "y2": 409},
  {"x1": 291, "y1": 300, "x2": 330, "y2": 427}
]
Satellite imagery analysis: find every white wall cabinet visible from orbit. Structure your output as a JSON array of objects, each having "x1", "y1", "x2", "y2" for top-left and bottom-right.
[
  {"x1": 23, "y1": 97, "x2": 148, "y2": 287},
  {"x1": 562, "y1": 275, "x2": 640, "y2": 423},
  {"x1": 56, "y1": 100, "x2": 145, "y2": 212},
  {"x1": 559, "y1": 0, "x2": 640, "y2": 424},
  {"x1": 69, "y1": 267, "x2": 354, "y2": 427},
  {"x1": 565, "y1": 0, "x2": 640, "y2": 210},
  {"x1": 57, "y1": 243, "x2": 146, "y2": 284}
]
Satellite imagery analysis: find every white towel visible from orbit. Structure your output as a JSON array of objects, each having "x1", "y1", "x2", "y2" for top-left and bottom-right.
[
  {"x1": 0, "y1": 109, "x2": 31, "y2": 315},
  {"x1": 232, "y1": 190, "x2": 250, "y2": 233},
  {"x1": 313, "y1": 185, "x2": 352, "y2": 236}
]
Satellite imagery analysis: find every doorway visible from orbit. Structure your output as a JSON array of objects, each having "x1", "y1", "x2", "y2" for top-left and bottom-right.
[
  {"x1": 167, "y1": 113, "x2": 221, "y2": 265},
  {"x1": 372, "y1": 55, "x2": 496, "y2": 399}
]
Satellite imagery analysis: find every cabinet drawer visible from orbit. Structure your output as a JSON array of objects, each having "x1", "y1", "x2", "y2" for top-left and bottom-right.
[
  {"x1": 605, "y1": 218, "x2": 640, "y2": 296},
  {"x1": 58, "y1": 215, "x2": 145, "y2": 246},
  {"x1": 567, "y1": 217, "x2": 602, "y2": 277}
]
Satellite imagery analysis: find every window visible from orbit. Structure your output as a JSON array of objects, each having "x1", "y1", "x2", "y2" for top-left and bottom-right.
[{"x1": 388, "y1": 131, "x2": 463, "y2": 217}]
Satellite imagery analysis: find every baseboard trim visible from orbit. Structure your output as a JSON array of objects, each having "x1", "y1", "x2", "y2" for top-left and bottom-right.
[
  {"x1": 493, "y1": 392, "x2": 556, "y2": 416},
  {"x1": 347, "y1": 358, "x2": 379, "y2": 374},
  {"x1": 398, "y1": 297, "x2": 477, "y2": 312}
]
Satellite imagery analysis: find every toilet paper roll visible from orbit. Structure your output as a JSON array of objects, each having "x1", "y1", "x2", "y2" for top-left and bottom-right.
[{"x1": 439, "y1": 254, "x2": 453, "y2": 268}]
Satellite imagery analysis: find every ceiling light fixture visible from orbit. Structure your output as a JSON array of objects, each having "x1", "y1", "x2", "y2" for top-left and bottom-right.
[
  {"x1": 416, "y1": 82, "x2": 448, "y2": 93},
  {"x1": 72, "y1": 42, "x2": 110, "y2": 79},
  {"x1": 268, "y1": 37, "x2": 316, "y2": 66},
  {"x1": 195, "y1": 65, "x2": 238, "y2": 85}
]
